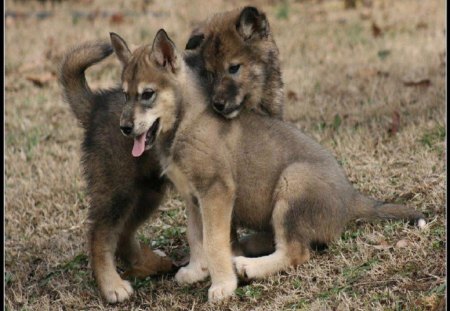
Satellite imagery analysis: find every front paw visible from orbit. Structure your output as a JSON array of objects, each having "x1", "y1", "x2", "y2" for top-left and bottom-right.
[
  {"x1": 175, "y1": 264, "x2": 209, "y2": 284},
  {"x1": 100, "y1": 277, "x2": 134, "y2": 303},
  {"x1": 208, "y1": 278, "x2": 237, "y2": 302}
]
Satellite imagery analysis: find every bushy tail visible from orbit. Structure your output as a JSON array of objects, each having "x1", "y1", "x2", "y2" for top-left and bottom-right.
[
  {"x1": 351, "y1": 194, "x2": 426, "y2": 228},
  {"x1": 58, "y1": 41, "x2": 113, "y2": 128}
]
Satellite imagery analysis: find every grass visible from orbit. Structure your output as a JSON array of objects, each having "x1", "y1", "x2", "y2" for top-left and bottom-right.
[{"x1": 5, "y1": 0, "x2": 446, "y2": 310}]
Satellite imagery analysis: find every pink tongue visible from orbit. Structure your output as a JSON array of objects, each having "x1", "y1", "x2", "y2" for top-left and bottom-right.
[{"x1": 132, "y1": 133, "x2": 146, "y2": 157}]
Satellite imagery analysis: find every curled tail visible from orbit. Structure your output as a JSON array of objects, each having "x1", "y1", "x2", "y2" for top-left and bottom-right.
[
  {"x1": 58, "y1": 41, "x2": 113, "y2": 128},
  {"x1": 351, "y1": 194, "x2": 426, "y2": 228}
]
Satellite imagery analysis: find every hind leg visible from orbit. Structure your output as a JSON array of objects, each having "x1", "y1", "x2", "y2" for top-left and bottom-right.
[
  {"x1": 234, "y1": 163, "x2": 337, "y2": 279},
  {"x1": 90, "y1": 220, "x2": 134, "y2": 303},
  {"x1": 233, "y1": 231, "x2": 275, "y2": 258},
  {"x1": 117, "y1": 188, "x2": 174, "y2": 278},
  {"x1": 234, "y1": 200, "x2": 310, "y2": 279}
]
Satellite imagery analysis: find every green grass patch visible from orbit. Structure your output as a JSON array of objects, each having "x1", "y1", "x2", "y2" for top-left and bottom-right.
[
  {"x1": 276, "y1": 0, "x2": 290, "y2": 20},
  {"x1": 377, "y1": 49, "x2": 391, "y2": 60},
  {"x1": 235, "y1": 284, "x2": 263, "y2": 300},
  {"x1": 420, "y1": 125, "x2": 445, "y2": 156},
  {"x1": 284, "y1": 299, "x2": 309, "y2": 310},
  {"x1": 151, "y1": 226, "x2": 186, "y2": 248},
  {"x1": 342, "y1": 258, "x2": 379, "y2": 284},
  {"x1": 341, "y1": 228, "x2": 362, "y2": 241},
  {"x1": 39, "y1": 253, "x2": 89, "y2": 286},
  {"x1": 5, "y1": 272, "x2": 13, "y2": 286},
  {"x1": 131, "y1": 276, "x2": 153, "y2": 290},
  {"x1": 427, "y1": 283, "x2": 446, "y2": 295}
]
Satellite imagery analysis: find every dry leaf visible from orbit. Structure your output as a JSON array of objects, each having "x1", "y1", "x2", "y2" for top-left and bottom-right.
[
  {"x1": 372, "y1": 22, "x2": 382, "y2": 37},
  {"x1": 377, "y1": 70, "x2": 389, "y2": 77},
  {"x1": 416, "y1": 21, "x2": 428, "y2": 30},
  {"x1": 388, "y1": 110, "x2": 400, "y2": 136},
  {"x1": 344, "y1": 0, "x2": 357, "y2": 9},
  {"x1": 373, "y1": 243, "x2": 391, "y2": 250},
  {"x1": 110, "y1": 13, "x2": 125, "y2": 24},
  {"x1": 395, "y1": 239, "x2": 409, "y2": 248},
  {"x1": 25, "y1": 72, "x2": 55, "y2": 87},
  {"x1": 287, "y1": 90, "x2": 299, "y2": 101},
  {"x1": 403, "y1": 79, "x2": 431, "y2": 87}
]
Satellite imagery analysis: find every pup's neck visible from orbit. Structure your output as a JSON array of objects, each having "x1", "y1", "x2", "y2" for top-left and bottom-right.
[{"x1": 156, "y1": 54, "x2": 208, "y2": 160}]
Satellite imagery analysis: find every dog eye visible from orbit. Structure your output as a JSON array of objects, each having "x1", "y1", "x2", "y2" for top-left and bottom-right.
[
  {"x1": 141, "y1": 90, "x2": 155, "y2": 101},
  {"x1": 228, "y1": 64, "x2": 241, "y2": 74}
]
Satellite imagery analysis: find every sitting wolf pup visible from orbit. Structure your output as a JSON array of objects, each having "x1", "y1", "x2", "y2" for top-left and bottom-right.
[{"x1": 110, "y1": 29, "x2": 425, "y2": 302}]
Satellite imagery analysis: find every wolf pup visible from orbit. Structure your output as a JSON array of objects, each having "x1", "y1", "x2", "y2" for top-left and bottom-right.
[
  {"x1": 59, "y1": 43, "x2": 173, "y2": 303},
  {"x1": 184, "y1": 6, "x2": 286, "y2": 258},
  {"x1": 111, "y1": 29, "x2": 426, "y2": 302},
  {"x1": 185, "y1": 6, "x2": 284, "y2": 119}
]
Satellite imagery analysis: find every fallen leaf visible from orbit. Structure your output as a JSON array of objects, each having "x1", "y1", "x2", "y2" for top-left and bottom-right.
[
  {"x1": 287, "y1": 90, "x2": 299, "y2": 101},
  {"x1": 403, "y1": 79, "x2": 431, "y2": 87},
  {"x1": 377, "y1": 70, "x2": 389, "y2": 77},
  {"x1": 432, "y1": 296, "x2": 446, "y2": 311},
  {"x1": 110, "y1": 12, "x2": 125, "y2": 24},
  {"x1": 395, "y1": 239, "x2": 409, "y2": 248},
  {"x1": 416, "y1": 21, "x2": 428, "y2": 30},
  {"x1": 373, "y1": 239, "x2": 391, "y2": 250},
  {"x1": 344, "y1": 0, "x2": 357, "y2": 9},
  {"x1": 388, "y1": 110, "x2": 400, "y2": 136},
  {"x1": 372, "y1": 22, "x2": 382, "y2": 37},
  {"x1": 25, "y1": 72, "x2": 55, "y2": 87}
]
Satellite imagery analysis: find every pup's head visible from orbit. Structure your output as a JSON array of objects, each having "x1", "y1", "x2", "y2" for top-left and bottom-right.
[
  {"x1": 110, "y1": 30, "x2": 182, "y2": 157},
  {"x1": 185, "y1": 6, "x2": 283, "y2": 119}
]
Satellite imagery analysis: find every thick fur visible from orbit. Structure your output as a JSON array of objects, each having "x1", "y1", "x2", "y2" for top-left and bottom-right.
[
  {"x1": 186, "y1": 6, "x2": 284, "y2": 119},
  {"x1": 112, "y1": 30, "x2": 426, "y2": 302},
  {"x1": 59, "y1": 42, "x2": 173, "y2": 303}
]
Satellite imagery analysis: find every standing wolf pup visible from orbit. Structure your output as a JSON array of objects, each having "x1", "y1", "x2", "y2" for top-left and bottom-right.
[
  {"x1": 59, "y1": 43, "x2": 172, "y2": 303},
  {"x1": 59, "y1": 6, "x2": 285, "y2": 303},
  {"x1": 110, "y1": 29, "x2": 425, "y2": 302}
]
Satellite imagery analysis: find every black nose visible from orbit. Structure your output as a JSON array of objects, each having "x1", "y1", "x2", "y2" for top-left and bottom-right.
[
  {"x1": 213, "y1": 100, "x2": 226, "y2": 112},
  {"x1": 120, "y1": 125, "x2": 133, "y2": 136}
]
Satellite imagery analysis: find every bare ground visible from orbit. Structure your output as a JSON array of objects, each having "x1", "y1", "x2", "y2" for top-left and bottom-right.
[{"x1": 5, "y1": 0, "x2": 446, "y2": 310}]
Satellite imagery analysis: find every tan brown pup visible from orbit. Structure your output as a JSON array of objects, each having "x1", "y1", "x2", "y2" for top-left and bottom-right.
[
  {"x1": 111, "y1": 29, "x2": 426, "y2": 302},
  {"x1": 185, "y1": 6, "x2": 284, "y2": 119},
  {"x1": 59, "y1": 42, "x2": 173, "y2": 303}
]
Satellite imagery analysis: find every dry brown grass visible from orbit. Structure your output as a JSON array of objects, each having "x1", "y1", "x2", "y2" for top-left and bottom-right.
[{"x1": 5, "y1": 0, "x2": 446, "y2": 310}]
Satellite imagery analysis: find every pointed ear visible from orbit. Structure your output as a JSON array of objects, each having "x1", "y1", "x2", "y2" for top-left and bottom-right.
[
  {"x1": 185, "y1": 33, "x2": 205, "y2": 50},
  {"x1": 151, "y1": 29, "x2": 179, "y2": 73},
  {"x1": 110, "y1": 32, "x2": 132, "y2": 66},
  {"x1": 236, "y1": 6, "x2": 269, "y2": 41},
  {"x1": 185, "y1": 26, "x2": 205, "y2": 50}
]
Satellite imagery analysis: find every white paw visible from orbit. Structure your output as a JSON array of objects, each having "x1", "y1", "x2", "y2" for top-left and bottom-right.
[
  {"x1": 418, "y1": 218, "x2": 427, "y2": 229},
  {"x1": 101, "y1": 279, "x2": 134, "y2": 303},
  {"x1": 233, "y1": 256, "x2": 259, "y2": 279},
  {"x1": 175, "y1": 264, "x2": 209, "y2": 284},
  {"x1": 208, "y1": 278, "x2": 237, "y2": 302}
]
